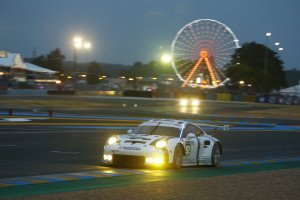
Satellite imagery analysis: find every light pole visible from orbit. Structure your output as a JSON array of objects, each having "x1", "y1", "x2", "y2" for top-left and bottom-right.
[
  {"x1": 73, "y1": 37, "x2": 92, "y2": 71},
  {"x1": 264, "y1": 32, "x2": 271, "y2": 74},
  {"x1": 275, "y1": 42, "x2": 284, "y2": 51},
  {"x1": 263, "y1": 32, "x2": 271, "y2": 93},
  {"x1": 72, "y1": 36, "x2": 92, "y2": 87},
  {"x1": 73, "y1": 37, "x2": 82, "y2": 76},
  {"x1": 161, "y1": 54, "x2": 171, "y2": 63}
]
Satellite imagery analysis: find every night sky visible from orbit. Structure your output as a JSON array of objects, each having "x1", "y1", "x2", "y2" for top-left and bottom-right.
[{"x1": 1, "y1": 0, "x2": 299, "y2": 70}]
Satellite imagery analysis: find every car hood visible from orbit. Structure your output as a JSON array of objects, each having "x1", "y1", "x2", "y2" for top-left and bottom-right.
[{"x1": 118, "y1": 134, "x2": 169, "y2": 146}]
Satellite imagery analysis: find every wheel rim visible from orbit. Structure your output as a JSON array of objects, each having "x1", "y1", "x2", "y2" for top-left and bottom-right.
[
  {"x1": 213, "y1": 147, "x2": 221, "y2": 164},
  {"x1": 175, "y1": 147, "x2": 183, "y2": 167}
]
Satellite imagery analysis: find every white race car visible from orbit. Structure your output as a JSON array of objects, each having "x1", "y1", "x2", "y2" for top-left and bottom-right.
[{"x1": 103, "y1": 119, "x2": 227, "y2": 169}]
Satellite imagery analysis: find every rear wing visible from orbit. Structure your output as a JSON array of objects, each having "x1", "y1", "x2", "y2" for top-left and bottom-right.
[{"x1": 193, "y1": 123, "x2": 230, "y2": 131}]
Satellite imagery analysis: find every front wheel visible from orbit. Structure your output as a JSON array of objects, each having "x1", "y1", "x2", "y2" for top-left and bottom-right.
[
  {"x1": 211, "y1": 143, "x2": 221, "y2": 167},
  {"x1": 172, "y1": 145, "x2": 184, "y2": 169}
]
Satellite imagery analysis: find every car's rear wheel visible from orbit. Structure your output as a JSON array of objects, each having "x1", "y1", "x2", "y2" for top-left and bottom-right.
[
  {"x1": 211, "y1": 143, "x2": 221, "y2": 167},
  {"x1": 172, "y1": 145, "x2": 183, "y2": 169}
]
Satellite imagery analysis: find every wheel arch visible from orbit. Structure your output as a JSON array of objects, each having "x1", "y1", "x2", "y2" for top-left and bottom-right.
[{"x1": 216, "y1": 141, "x2": 223, "y2": 155}]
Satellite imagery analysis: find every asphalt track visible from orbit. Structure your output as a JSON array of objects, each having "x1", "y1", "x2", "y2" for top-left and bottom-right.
[{"x1": 0, "y1": 96, "x2": 300, "y2": 198}]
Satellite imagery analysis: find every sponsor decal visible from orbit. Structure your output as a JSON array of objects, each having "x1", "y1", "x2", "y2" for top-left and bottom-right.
[
  {"x1": 124, "y1": 147, "x2": 141, "y2": 150},
  {"x1": 185, "y1": 141, "x2": 191, "y2": 156}
]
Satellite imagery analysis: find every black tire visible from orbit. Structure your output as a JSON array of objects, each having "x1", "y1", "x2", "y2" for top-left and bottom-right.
[
  {"x1": 211, "y1": 143, "x2": 221, "y2": 167},
  {"x1": 172, "y1": 145, "x2": 184, "y2": 169}
]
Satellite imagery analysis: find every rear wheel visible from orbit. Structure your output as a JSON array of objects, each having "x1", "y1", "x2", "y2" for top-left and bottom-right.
[
  {"x1": 211, "y1": 143, "x2": 221, "y2": 167},
  {"x1": 172, "y1": 145, "x2": 183, "y2": 169}
]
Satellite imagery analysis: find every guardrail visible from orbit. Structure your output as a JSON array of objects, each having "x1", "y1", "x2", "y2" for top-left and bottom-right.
[
  {"x1": 1, "y1": 89, "x2": 299, "y2": 105},
  {"x1": 123, "y1": 90, "x2": 153, "y2": 98},
  {"x1": 6, "y1": 89, "x2": 48, "y2": 95},
  {"x1": 173, "y1": 92, "x2": 300, "y2": 105}
]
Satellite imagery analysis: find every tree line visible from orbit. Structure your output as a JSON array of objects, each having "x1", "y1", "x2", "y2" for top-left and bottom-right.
[{"x1": 226, "y1": 42, "x2": 286, "y2": 93}]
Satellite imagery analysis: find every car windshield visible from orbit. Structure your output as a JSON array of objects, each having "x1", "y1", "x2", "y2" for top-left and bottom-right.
[{"x1": 132, "y1": 125, "x2": 180, "y2": 137}]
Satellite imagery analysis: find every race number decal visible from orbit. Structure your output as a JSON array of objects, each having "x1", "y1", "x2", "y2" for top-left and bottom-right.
[{"x1": 185, "y1": 141, "x2": 191, "y2": 156}]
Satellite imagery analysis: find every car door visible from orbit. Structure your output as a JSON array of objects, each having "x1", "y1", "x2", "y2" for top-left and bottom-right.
[
  {"x1": 181, "y1": 124, "x2": 200, "y2": 165},
  {"x1": 196, "y1": 127, "x2": 213, "y2": 164}
]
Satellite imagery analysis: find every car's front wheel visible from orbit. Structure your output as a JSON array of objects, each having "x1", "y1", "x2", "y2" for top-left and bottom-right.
[
  {"x1": 172, "y1": 145, "x2": 183, "y2": 169},
  {"x1": 211, "y1": 143, "x2": 221, "y2": 167}
]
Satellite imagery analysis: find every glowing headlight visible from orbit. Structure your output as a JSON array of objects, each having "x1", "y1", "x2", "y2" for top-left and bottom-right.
[
  {"x1": 154, "y1": 158, "x2": 163, "y2": 164},
  {"x1": 192, "y1": 99, "x2": 200, "y2": 106},
  {"x1": 146, "y1": 158, "x2": 153, "y2": 163},
  {"x1": 103, "y1": 154, "x2": 112, "y2": 161},
  {"x1": 180, "y1": 99, "x2": 188, "y2": 106},
  {"x1": 155, "y1": 140, "x2": 167, "y2": 148},
  {"x1": 107, "y1": 136, "x2": 117, "y2": 146},
  {"x1": 146, "y1": 157, "x2": 163, "y2": 165}
]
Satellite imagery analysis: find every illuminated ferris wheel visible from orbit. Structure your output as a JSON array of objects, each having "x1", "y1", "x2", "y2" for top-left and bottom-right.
[{"x1": 171, "y1": 19, "x2": 240, "y2": 88}]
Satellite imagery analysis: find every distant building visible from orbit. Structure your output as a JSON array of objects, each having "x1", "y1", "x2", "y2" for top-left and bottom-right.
[
  {"x1": 279, "y1": 82, "x2": 300, "y2": 97},
  {"x1": 0, "y1": 51, "x2": 58, "y2": 89}
]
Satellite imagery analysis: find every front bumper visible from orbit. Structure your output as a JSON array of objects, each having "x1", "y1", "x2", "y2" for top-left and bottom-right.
[{"x1": 103, "y1": 146, "x2": 169, "y2": 167}]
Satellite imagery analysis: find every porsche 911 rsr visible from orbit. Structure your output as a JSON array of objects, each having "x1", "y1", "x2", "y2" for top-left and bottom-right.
[{"x1": 103, "y1": 119, "x2": 225, "y2": 169}]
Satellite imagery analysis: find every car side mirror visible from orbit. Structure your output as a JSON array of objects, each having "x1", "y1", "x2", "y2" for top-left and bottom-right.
[
  {"x1": 127, "y1": 129, "x2": 133, "y2": 134},
  {"x1": 186, "y1": 133, "x2": 196, "y2": 138}
]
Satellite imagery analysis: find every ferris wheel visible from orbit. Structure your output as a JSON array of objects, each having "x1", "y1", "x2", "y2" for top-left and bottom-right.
[{"x1": 171, "y1": 19, "x2": 240, "y2": 88}]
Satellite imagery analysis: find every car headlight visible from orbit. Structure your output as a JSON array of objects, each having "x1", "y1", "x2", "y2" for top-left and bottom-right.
[
  {"x1": 146, "y1": 157, "x2": 163, "y2": 165},
  {"x1": 180, "y1": 99, "x2": 188, "y2": 106},
  {"x1": 103, "y1": 154, "x2": 113, "y2": 161},
  {"x1": 191, "y1": 99, "x2": 200, "y2": 106},
  {"x1": 107, "y1": 136, "x2": 118, "y2": 146},
  {"x1": 155, "y1": 140, "x2": 167, "y2": 148}
]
